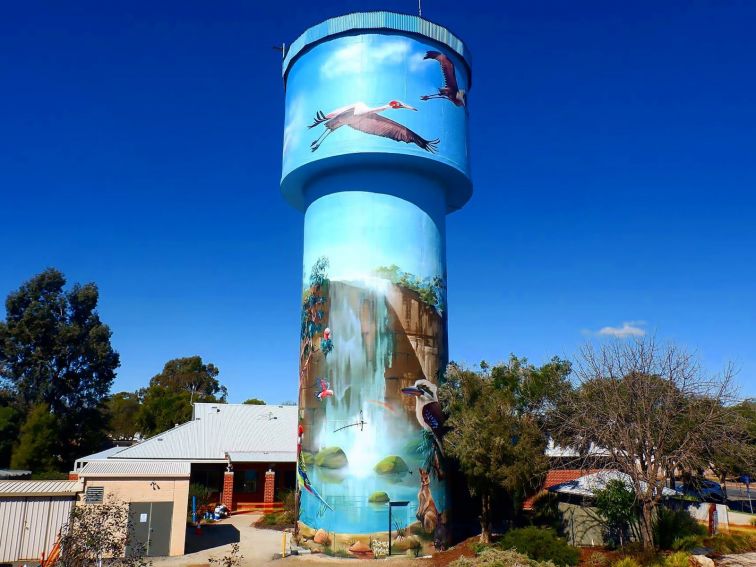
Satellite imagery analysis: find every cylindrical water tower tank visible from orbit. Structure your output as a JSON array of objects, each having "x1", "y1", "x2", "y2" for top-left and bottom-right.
[{"x1": 281, "y1": 12, "x2": 472, "y2": 554}]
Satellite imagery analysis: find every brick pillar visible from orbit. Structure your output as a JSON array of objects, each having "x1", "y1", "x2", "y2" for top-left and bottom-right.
[
  {"x1": 264, "y1": 469, "x2": 276, "y2": 503},
  {"x1": 221, "y1": 471, "x2": 234, "y2": 510}
]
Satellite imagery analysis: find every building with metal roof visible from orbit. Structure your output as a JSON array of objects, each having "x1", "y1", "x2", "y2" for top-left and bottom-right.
[
  {"x1": 105, "y1": 403, "x2": 297, "y2": 463},
  {"x1": 70, "y1": 403, "x2": 297, "y2": 519},
  {"x1": 549, "y1": 469, "x2": 678, "y2": 498}
]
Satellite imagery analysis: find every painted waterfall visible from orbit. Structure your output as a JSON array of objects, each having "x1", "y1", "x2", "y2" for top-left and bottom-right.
[{"x1": 297, "y1": 191, "x2": 449, "y2": 555}]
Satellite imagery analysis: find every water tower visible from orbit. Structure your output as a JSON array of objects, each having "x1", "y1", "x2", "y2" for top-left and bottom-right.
[{"x1": 281, "y1": 12, "x2": 472, "y2": 554}]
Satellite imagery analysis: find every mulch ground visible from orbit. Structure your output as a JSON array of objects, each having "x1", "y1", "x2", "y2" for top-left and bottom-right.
[
  {"x1": 421, "y1": 536, "x2": 481, "y2": 566},
  {"x1": 578, "y1": 547, "x2": 621, "y2": 565},
  {"x1": 422, "y1": 538, "x2": 621, "y2": 567}
]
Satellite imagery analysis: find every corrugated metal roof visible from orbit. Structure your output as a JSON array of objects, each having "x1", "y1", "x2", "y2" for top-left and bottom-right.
[
  {"x1": 110, "y1": 403, "x2": 297, "y2": 461},
  {"x1": 0, "y1": 480, "x2": 81, "y2": 497},
  {"x1": 523, "y1": 469, "x2": 599, "y2": 510},
  {"x1": 78, "y1": 460, "x2": 191, "y2": 477},
  {"x1": 74, "y1": 446, "x2": 127, "y2": 470},
  {"x1": 282, "y1": 11, "x2": 472, "y2": 85},
  {"x1": 550, "y1": 470, "x2": 678, "y2": 498},
  {"x1": 227, "y1": 451, "x2": 297, "y2": 463}
]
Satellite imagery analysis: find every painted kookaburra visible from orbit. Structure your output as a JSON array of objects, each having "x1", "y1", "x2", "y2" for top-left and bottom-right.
[{"x1": 401, "y1": 379, "x2": 445, "y2": 454}]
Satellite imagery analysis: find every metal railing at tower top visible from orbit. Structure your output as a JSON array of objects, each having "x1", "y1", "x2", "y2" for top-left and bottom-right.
[{"x1": 282, "y1": 11, "x2": 472, "y2": 86}]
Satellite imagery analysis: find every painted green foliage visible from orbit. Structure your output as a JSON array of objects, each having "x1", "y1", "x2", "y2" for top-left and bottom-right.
[
  {"x1": 301, "y1": 257, "x2": 331, "y2": 362},
  {"x1": 373, "y1": 264, "x2": 446, "y2": 315}
]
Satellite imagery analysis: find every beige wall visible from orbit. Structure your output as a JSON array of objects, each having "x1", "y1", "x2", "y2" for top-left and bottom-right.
[{"x1": 80, "y1": 476, "x2": 189, "y2": 556}]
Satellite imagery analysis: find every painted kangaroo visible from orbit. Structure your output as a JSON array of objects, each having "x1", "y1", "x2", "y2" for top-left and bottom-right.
[{"x1": 416, "y1": 468, "x2": 439, "y2": 534}]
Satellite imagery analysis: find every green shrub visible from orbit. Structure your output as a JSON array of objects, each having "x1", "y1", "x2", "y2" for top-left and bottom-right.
[
  {"x1": 498, "y1": 527, "x2": 580, "y2": 566},
  {"x1": 255, "y1": 510, "x2": 295, "y2": 527},
  {"x1": 472, "y1": 542, "x2": 492, "y2": 554},
  {"x1": 663, "y1": 551, "x2": 690, "y2": 567},
  {"x1": 585, "y1": 552, "x2": 611, "y2": 567},
  {"x1": 450, "y1": 548, "x2": 557, "y2": 567},
  {"x1": 704, "y1": 533, "x2": 756, "y2": 554},
  {"x1": 595, "y1": 479, "x2": 639, "y2": 548},
  {"x1": 611, "y1": 558, "x2": 640, "y2": 567},
  {"x1": 671, "y1": 535, "x2": 704, "y2": 552},
  {"x1": 278, "y1": 488, "x2": 294, "y2": 511},
  {"x1": 653, "y1": 508, "x2": 706, "y2": 550}
]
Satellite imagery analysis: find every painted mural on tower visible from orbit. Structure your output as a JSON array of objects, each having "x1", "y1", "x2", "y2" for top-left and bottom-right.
[
  {"x1": 282, "y1": 33, "x2": 470, "y2": 178},
  {"x1": 287, "y1": 31, "x2": 468, "y2": 557},
  {"x1": 297, "y1": 193, "x2": 449, "y2": 556}
]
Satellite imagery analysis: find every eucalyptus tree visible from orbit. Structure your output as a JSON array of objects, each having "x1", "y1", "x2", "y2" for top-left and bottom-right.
[
  {"x1": 440, "y1": 356, "x2": 570, "y2": 542},
  {"x1": 552, "y1": 338, "x2": 746, "y2": 549},
  {"x1": 0, "y1": 268, "x2": 119, "y2": 469}
]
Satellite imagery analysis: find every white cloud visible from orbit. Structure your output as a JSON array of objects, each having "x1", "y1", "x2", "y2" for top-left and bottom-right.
[
  {"x1": 283, "y1": 94, "x2": 306, "y2": 155},
  {"x1": 371, "y1": 40, "x2": 410, "y2": 64},
  {"x1": 320, "y1": 39, "x2": 411, "y2": 79},
  {"x1": 597, "y1": 321, "x2": 647, "y2": 338},
  {"x1": 408, "y1": 51, "x2": 427, "y2": 72}
]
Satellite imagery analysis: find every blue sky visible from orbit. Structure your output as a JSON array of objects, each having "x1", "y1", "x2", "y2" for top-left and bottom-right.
[{"x1": 1, "y1": 1, "x2": 754, "y2": 402}]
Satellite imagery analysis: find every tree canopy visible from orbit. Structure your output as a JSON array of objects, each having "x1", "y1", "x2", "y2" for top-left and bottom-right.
[
  {"x1": 147, "y1": 356, "x2": 225, "y2": 399},
  {"x1": 0, "y1": 268, "x2": 119, "y2": 469},
  {"x1": 440, "y1": 356, "x2": 569, "y2": 542},
  {"x1": 107, "y1": 391, "x2": 141, "y2": 441},
  {"x1": 551, "y1": 338, "x2": 748, "y2": 549},
  {"x1": 0, "y1": 389, "x2": 22, "y2": 467},
  {"x1": 10, "y1": 403, "x2": 61, "y2": 472},
  {"x1": 136, "y1": 356, "x2": 227, "y2": 436}
]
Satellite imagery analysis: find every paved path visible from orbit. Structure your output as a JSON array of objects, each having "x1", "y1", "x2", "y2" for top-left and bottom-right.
[
  {"x1": 151, "y1": 514, "x2": 284, "y2": 566},
  {"x1": 150, "y1": 514, "x2": 430, "y2": 566},
  {"x1": 278, "y1": 556, "x2": 421, "y2": 567},
  {"x1": 718, "y1": 553, "x2": 756, "y2": 567}
]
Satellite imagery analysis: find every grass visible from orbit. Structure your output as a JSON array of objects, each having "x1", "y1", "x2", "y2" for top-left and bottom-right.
[{"x1": 253, "y1": 510, "x2": 295, "y2": 530}]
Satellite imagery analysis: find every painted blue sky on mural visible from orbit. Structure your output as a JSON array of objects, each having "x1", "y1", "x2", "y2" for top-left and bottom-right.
[
  {"x1": 283, "y1": 33, "x2": 469, "y2": 176},
  {"x1": 304, "y1": 192, "x2": 445, "y2": 285},
  {"x1": 1, "y1": 1, "x2": 755, "y2": 401}
]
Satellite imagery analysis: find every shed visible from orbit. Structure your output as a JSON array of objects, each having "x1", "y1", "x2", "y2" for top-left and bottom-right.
[{"x1": 0, "y1": 480, "x2": 81, "y2": 563}]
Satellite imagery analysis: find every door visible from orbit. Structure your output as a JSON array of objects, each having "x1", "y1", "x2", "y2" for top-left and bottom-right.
[
  {"x1": 127, "y1": 502, "x2": 173, "y2": 557},
  {"x1": 19, "y1": 497, "x2": 50, "y2": 559},
  {"x1": 147, "y1": 502, "x2": 173, "y2": 556},
  {"x1": 9, "y1": 497, "x2": 75, "y2": 561}
]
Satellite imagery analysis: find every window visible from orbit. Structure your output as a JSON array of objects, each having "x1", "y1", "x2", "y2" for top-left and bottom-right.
[
  {"x1": 234, "y1": 469, "x2": 258, "y2": 493},
  {"x1": 84, "y1": 486, "x2": 104, "y2": 504}
]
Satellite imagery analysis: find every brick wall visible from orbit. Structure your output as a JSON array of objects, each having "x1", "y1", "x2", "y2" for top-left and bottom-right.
[
  {"x1": 221, "y1": 471, "x2": 234, "y2": 510},
  {"x1": 263, "y1": 469, "x2": 275, "y2": 503}
]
